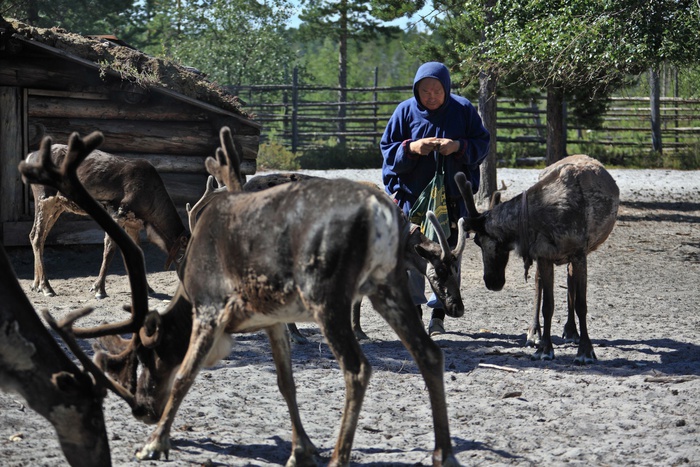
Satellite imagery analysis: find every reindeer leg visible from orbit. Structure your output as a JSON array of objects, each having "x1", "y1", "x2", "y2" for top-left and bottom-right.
[
  {"x1": 91, "y1": 232, "x2": 116, "y2": 299},
  {"x1": 92, "y1": 217, "x2": 142, "y2": 298},
  {"x1": 562, "y1": 261, "x2": 581, "y2": 343},
  {"x1": 266, "y1": 323, "x2": 319, "y2": 466},
  {"x1": 123, "y1": 218, "x2": 156, "y2": 294},
  {"x1": 286, "y1": 323, "x2": 309, "y2": 344},
  {"x1": 29, "y1": 196, "x2": 65, "y2": 296},
  {"x1": 571, "y1": 257, "x2": 596, "y2": 364},
  {"x1": 526, "y1": 266, "x2": 543, "y2": 347},
  {"x1": 369, "y1": 285, "x2": 458, "y2": 467},
  {"x1": 135, "y1": 303, "x2": 219, "y2": 461},
  {"x1": 533, "y1": 260, "x2": 555, "y2": 361},
  {"x1": 352, "y1": 301, "x2": 369, "y2": 341},
  {"x1": 314, "y1": 298, "x2": 370, "y2": 467}
]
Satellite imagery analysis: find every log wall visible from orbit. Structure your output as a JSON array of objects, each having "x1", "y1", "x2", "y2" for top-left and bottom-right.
[{"x1": 0, "y1": 49, "x2": 261, "y2": 247}]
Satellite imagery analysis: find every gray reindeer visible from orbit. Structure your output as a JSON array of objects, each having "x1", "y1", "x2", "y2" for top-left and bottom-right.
[{"x1": 456, "y1": 155, "x2": 619, "y2": 363}]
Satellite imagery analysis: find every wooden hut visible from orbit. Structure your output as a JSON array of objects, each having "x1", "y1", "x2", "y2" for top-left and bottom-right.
[{"x1": 0, "y1": 17, "x2": 261, "y2": 246}]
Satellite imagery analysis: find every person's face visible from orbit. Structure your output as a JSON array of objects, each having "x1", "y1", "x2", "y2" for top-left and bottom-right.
[{"x1": 417, "y1": 78, "x2": 445, "y2": 111}]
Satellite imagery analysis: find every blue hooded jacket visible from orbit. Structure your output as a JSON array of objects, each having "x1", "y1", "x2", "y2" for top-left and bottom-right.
[{"x1": 380, "y1": 62, "x2": 490, "y2": 219}]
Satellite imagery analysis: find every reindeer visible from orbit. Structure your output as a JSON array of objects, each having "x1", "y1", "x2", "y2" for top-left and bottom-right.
[
  {"x1": 8, "y1": 131, "x2": 156, "y2": 466},
  {"x1": 25, "y1": 144, "x2": 189, "y2": 298},
  {"x1": 455, "y1": 155, "x2": 619, "y2": 363},
  {"x1": 92, "y1": 126, "x2": 463, "y2": 466},
  {"x1": 195, "y1": 172, "x2": 466, "y2": 343}
]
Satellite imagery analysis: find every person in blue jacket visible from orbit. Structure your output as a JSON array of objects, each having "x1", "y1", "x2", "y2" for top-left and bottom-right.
[{"x1": 381, "y1": 61, "x2": 490, "y2": 336}]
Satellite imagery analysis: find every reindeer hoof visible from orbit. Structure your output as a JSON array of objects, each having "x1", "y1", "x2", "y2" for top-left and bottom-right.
[
  {"x1": 33, "y1": 284, "x2": 56, "y2": 297},
  {"x1": 135, "y1": 434, "x2": 171, "y2": 461},
  {"x1": 562, "y1": 327, "x2": 580, "y2": 343},
  {"x1": 287, "y1": 324, "x2": 309, "y2": 345},
  {"x1": 135, "y1": 445, "x2": 169, "y2": 461},
  {"x1": 574, "y1": 349, "x2": 597, "y2": 365},
  {"x1": 433, "y1": 450, "x2": 461, "y2": 467},
  {"x1": 353, "y1": 328, "x2": 370, "y2": 341},
  {"x1": 532, "y1": 349, "x2": 554, "y2": 361},
  {"x1": 525, "y1": 335, "x2": 540, "y2": 347},
  {"x1": 90, "y1": 284, "x2": 107, "y2": 299}
]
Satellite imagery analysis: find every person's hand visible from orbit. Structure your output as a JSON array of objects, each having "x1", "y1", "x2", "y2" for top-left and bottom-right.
[
  {"x1": 409, "y1": 138, "x2": 440, "y2": 156},
  {"x1": 435, "y1": 138, "x2": 459, "y2": 155}
]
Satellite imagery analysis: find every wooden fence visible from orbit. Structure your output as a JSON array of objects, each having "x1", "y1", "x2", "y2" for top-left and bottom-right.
[{"x1": 228, "y1": 69, "x2": 700, "y2": 160}]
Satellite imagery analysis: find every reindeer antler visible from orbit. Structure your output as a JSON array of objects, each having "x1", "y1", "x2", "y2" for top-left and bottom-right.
[
  {"x1": 41, "y1": 308, "x2": 136, "y2": 409},
  {"x1": 203, "y1": 126, "x2": 244, "y2": 193},
  {"x1": 454, "y1": 172, "x2": 480, "y2": 218},
  {"x1": 186, "y1": 175, "x2": 227, "y2": 232},
  {"x1": 18, "y1": 132, "x2": 149, "y2": 338}
]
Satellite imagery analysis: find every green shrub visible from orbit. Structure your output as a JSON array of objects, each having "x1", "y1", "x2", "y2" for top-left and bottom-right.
[
  {"x1": 297, "y1": 143, "x2": 383, "y2": 169},
  {"x1": 256, "y1": 139, "x2": 300, "y2": 171}
]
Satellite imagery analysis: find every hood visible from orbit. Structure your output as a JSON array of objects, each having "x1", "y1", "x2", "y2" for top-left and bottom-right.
[{"x1": 412, "y1": 62, "x2": 451, "y2": 112}]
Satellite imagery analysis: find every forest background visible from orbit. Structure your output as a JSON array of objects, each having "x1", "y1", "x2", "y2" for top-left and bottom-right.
[{"x1": 3, "y1": 0, "x2": 700, "y2": 178}]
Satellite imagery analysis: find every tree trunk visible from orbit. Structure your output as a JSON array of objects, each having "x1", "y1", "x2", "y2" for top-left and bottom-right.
[
  {"x1": 546, "y1": 86, "x2": 567, "y2": 165},
  {"x1": 337, "y1": 0, "x2": 348, "y2": 147},
  {"x1": 649, "y1": 67, "x2": 662, "y2": 153},
  {"x1": 477, "y1": 0, "x2": 498, "y2": 204},
  {"x1": 477, "y1": 69, "x2": 497, "y2": 204}
]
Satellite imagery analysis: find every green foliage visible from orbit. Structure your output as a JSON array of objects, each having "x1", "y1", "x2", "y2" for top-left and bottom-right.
[
  {"x1": 297, "y1": 0, "x2": 399, "y2": 43},
  {"x1": 257, "y1": 139, "x2": 300, "y2": 171},
  {"x1": 297, "y1": 143, "x2": 382, "y2": 169},
  {"x1": 1, "y1": 0, "x2": 134, "y2": 34},
  {"x1": 158, "y1": 0, "x2": 297, "y2": 86}
]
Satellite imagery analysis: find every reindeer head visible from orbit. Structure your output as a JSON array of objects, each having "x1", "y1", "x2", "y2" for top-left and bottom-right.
[
  {"x1": 408, "y1": 212, "x2": 466, "y2": 318},
  {"x1": 454, "y1": 172, "x2": 511, "y2": 291}
]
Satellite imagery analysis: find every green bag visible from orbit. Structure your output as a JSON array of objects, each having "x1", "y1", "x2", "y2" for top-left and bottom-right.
[{"x1": 409, "y1": 152, "x2": 451, "y2": 242}]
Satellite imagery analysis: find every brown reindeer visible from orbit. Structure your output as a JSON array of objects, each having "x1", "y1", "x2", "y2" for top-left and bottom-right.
[
  {"x1": 193, "y1": 172, "x2": 466, "y2": 343},
  {"x1": 95, "y1": 126, "x2": 463, "y2": 466},
  {"x1": 25, "y1": 144, "x2": 189, "y2": 298},
  {"x1": 8, "y1": 131, "x2": 155, "y2": 466},
  {"x1": 456, "y1": 155, "x2": 619, "y2": 363}
]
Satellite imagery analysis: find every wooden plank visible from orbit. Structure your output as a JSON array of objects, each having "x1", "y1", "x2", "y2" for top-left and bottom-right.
[
  {"x1": 0, "y1": 86, "x2": 25, "y2": 223},
  {"x1": 0, "y1": 57, "x2": 107, "y2": 90},
  {"x1": 28, "y1": 94, "x2": 210, "y2": 121},
  {"x1": 3, "y1": 220, "x2": 105, "y2": 246},
  {"x1": 28, "y1": 89, "x2": 110, "y2": 100},
  {"x1": 130, "y1": 154, "x2": 256, "y2": 175},
  {"x1": 29, "y1": 117, "x2": 260, "y2": 161}
]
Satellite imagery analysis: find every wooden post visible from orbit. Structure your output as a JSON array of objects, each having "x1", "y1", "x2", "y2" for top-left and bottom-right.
[
  {"x1": 292, "y1": 67, "x2": 299, "y2": 153},
  {"x1": 373, "y1": 67, "x2": 379, "y2": 145},
  {"x1": 478, "y1": 69, "x2": 497, "y2": 204},
  {"x1": 650, "y1": 67, "x2": 662, "y2": 153},
  {"x1": 546, "y1": 86, "x2": 566, "y2": 165},
  {"x1": 0, "y1": 86, "x2": 26, "y2": 234}
]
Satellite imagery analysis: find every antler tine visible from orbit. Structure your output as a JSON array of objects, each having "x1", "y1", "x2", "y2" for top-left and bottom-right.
[
  {"x1": 41, "y1": 308, "x2": 136, "y2": 409},
  {"x1": 187, "y1": 175, "x2": 225, "y2": 232},
  {"x1": 18, "y1": 132, "x2": 149, "y2": 338},
  {"x1": 62, "y1": 131, "x2": 104, "y2": 179},
  {"x1": 218, "y1": 126, "x2": 243, "y2": 192},
  {"x1": 454, "y1": 172, "x2": 480, "y2": 218},
  {"x1": 454, "y1": 217, "x2": 467, "y2": 257},
  {"x1": 490, "y1": 191, "x2": 502, "y2": 209},
  {"x1": 426, "y1": 211, "x2": 451, "y2": 259}
]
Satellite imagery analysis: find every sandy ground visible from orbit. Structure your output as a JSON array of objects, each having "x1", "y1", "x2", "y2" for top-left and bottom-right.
[{"x1": 1, "y1": 167, "x2": 699, "y2": 467}]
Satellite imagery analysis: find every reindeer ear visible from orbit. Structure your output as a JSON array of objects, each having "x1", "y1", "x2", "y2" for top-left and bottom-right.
[
  {"x1": 139, "y1": 311, "x2": 162, "y2": 348},
  {"x1": 463, "y1": 216, "x2": 486, "y2": 234},
  {"x1": 412, "y1": 243, "x2": 434, "y2": 261}
]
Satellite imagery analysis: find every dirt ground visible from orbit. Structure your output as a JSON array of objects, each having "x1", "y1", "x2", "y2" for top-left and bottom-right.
[{"x1": 1, "y1": 167, "x2": 699, "y2": 467}]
